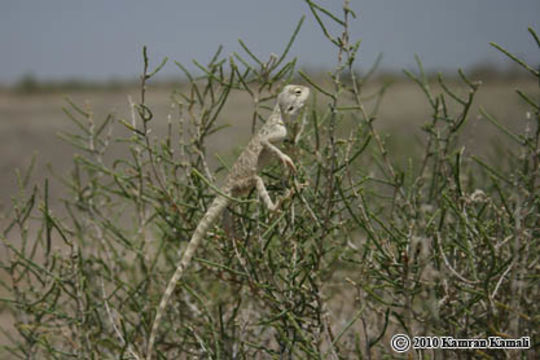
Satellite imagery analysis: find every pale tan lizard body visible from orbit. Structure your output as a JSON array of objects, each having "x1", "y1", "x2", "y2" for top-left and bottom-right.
[{"x1": 147, "y1": 85, "x2": 310, "y2": 359}]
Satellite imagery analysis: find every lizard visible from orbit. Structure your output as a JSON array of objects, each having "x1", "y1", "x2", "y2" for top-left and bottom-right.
[{"x1": 146, "y1": 84, "x2": 310, "y2": 359}]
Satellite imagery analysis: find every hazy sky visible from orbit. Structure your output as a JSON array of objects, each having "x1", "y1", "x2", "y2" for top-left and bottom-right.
[{"x1": 1, "y1": 1, "x2": 539, "y2": 83}]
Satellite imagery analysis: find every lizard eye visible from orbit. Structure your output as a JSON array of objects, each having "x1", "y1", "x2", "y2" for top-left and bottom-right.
[
  {"x1": 287, "y1": 105, "x2": 295, "y2": 112},
  {"x1": 294, "y1": 88, "x2": 302, "y2": 95}
]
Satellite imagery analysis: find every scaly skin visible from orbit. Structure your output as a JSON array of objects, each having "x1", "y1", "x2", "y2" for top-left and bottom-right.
[{"x1": 146, "y1": 85, "x2": 310, "y2": 359}]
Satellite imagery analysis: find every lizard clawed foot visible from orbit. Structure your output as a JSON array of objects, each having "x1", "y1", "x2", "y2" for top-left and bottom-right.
[
  {"x1": 270, "y1": 206, "x2": 283, "y2": 215},
  {"x1": 294, "y1": 181, "x2": 309, "y2": 191},
  {"x1": 274, "y1": 188, "x2": 296, "y2": 211},
  {"x1": 281, "y1": 155, "x2": 297, "y2": 174}
]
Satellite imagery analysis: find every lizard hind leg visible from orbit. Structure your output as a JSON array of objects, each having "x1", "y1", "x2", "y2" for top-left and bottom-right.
[{"x1": 254, "y1": 176, "x2": 281, "y2": 212}]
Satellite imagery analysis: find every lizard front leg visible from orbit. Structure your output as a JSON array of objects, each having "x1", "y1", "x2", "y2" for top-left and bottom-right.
[
  {"x1": 254, "y1": 176, "x2": 294, "y2": 212},
  {"x1": 261, "y1": 139, "x2": 297, "y2": 173}
]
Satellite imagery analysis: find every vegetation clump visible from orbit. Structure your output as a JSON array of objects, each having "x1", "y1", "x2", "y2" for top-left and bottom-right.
[{"x1": 1, "y1": 1, "x2": 538, "y2": 358}]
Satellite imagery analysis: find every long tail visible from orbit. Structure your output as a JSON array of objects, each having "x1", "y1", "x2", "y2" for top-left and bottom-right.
[{"x1": 147, "y1": 195, "x2": 230, "y2": 360}]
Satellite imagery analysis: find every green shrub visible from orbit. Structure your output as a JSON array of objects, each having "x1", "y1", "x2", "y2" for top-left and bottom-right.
[{"x1": 1, "y1": 1, "x2": 538, "y2": 359}]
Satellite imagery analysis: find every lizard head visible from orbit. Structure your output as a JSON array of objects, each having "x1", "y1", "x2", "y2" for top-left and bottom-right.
[{"x1": 277, "y1": 85, "x2": 310, "y2": 122}]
